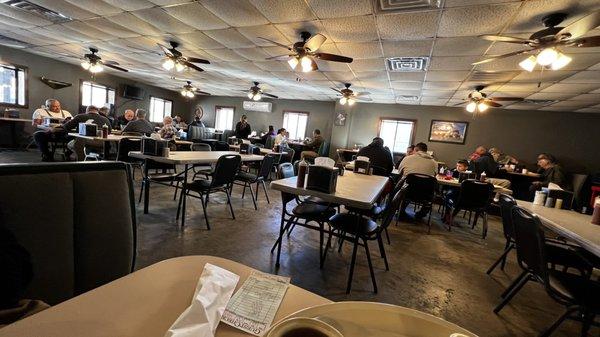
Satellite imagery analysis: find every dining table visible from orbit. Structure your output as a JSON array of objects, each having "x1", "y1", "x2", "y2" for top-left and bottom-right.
[
  {"x1": 0, "y1": 117, "x2": 32, "y2": 149},
  {"x1": 129, "y1": 151, "x2": 263, "y2": 226},
  {"x1": 69, "y1": 133, "x2": 194, "y2": 157},
  {"x1": 436, "y1": 176, "x2": 513, "y2": 194},
  {"x1": 517, "y1": 200, "x2": 600, "y2": 258},
  {"x1": 229, "y1": 144, "x2": 288, "y2": 155}
]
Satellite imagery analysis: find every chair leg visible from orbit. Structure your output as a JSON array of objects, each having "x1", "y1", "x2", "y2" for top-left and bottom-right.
[
  {"x1": 272, "y1": 215, "x2": 294, "y2": 253},
  {"x1": 287, "y1": 223, "x2": 296, "y2": 238},
  {"x1": 579, "y1": 310, "x2": 594, "y2": 337},
  {"x1": 472, "y1": 211, "x2": 479, "y2": 229},
  {"x1": 173, "y1": 181, "x2": 179, "y2": 200},
  {"x1": 363, "y1": 238, "x2": 377, "y2": 293},
  {"x1": 225, "y1": 189, "x2": 235, "y2": 219},
  {"x1": 322, "y1": 225, "x2": 333, "y2": 266},
  {"x1": 384, "y1": 227, "x2": 391, "y2": 244},
  {"x1": 482, "y1": 212, "x2": 488, "y2": 239},
  {"x1": 346, "y1": 234, "x2": 360, "y2": 294},
  {"x1": 487, "y1": 242, "x2": 514, "y2": 275},
  {"x1": 138, "y1": 180, "x2": 144, "y2": 203},
  {"x1": 176, "y1": 187, "x2": 184, "y2": 220},
  {"x1": 275, "y1": 216, "x2": 295, "y2": 268},
  {"x1": 319, "y1": 222, "x2": 325, "y2": 268},
  {"x1": 501, "y1": 270, "x2": 528, "y2": 298},
  {"x1": 500, "y1": 240, "x2": 513, "y2": 271},
  {"x1": 427, "y1": 208, "x2": 433, "y2": 234},
  {"x1": 337, "y1": 230, "x2": 346, "y2": 253},
  {"x1": 248, "y1": 182, "x2": 257, "y2": 210},
  {"x1": 261, "y1": 180, "x2": 270, "y2": 204},
  {"x1": 241, "y1": 183, "x2": 246, "y2": 199},
  {"x1": 494, "y1": 273, "x2": 531, "y2": 314},
  {"x1": 539, "y1": 306, "x2": 579, "y2": 337},
  {"x1": 377, "y1": 233, "x2": 389, "y2": 271},
  {"x1": 201, "y1": 193, "x2": 210, "y2": 230}
]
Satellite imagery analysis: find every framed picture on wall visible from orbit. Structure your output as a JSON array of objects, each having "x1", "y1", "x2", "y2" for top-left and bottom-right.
[
  {"x1": 334, "y1": 112, "x2": 347, "y2": 126},
  {"x1": 428, "y1": 120, "x2": 468, "y2": 144}
]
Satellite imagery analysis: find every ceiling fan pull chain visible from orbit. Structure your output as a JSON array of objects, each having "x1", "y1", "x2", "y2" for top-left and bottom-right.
[{"x1": 537, "y1": 66, "x2": 544, "y2": 88}]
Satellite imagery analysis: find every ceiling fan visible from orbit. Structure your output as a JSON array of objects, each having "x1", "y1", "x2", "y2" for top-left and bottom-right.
[
  {"x1": 180, "y1": 81, "x2": 210, "y2": 98},
  {"x1": 242, "y1": 82, "x2": 278, "y2": 101},
  {"x1": 331, "y1": 83, "x2": 372, "y2": 105},
  {"x1": 473, "y1": 11, "x2": 600, "y2": 71},
  {"x1": 454, "y1": 86, "x2": 524, "y2": 113},
  {"x1": 80, "y1": 47, "x2": 128, "y2": 73},
  {"x1": 258, "y1": 31, "x2": 353, "y2": 72},
  {"x1": 158, "y1": 41, "x2": 210, "y2": 72}
]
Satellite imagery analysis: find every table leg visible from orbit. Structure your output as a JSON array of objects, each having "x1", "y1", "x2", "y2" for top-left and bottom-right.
[
  {"x1": 143, "y1": 159, "x2": 150, "y2": 214},
  {"x1": 10, "y1": 122, "x2": 18, "y2": 149},
  {"x1": 103, "y1": 141, "x2": 110, "y2": 159},
  {"x1": 181, "y1": 164, "x2": 189, "y2": 227}
]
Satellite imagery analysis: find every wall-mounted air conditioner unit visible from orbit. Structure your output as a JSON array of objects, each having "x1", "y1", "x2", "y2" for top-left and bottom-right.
[{"x1": 243, "y1": 101, "x2": 272, "y2": 113}]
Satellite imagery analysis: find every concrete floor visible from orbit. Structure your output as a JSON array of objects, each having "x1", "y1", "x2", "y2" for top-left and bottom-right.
[{"x1": 0, "y1": 150, "x2": 589, "y2": 337}]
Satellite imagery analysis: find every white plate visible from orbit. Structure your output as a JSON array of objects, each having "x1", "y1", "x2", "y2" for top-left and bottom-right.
[{"x1": 279, "y1": 301, "x2": 478, "y2": 337}]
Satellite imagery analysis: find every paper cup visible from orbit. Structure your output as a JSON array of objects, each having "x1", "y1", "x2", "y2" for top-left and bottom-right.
[{"x1": 266, "y1": 317, "x2": 343, "y2": 337}]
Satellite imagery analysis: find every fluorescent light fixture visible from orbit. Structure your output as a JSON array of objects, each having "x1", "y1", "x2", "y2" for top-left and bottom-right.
[
  {"x1": 519, "y1": 56, "x2": 536, "y2": 72},
  {"x1": 551, "y1": 52, "x2": 571, "y2": 70},
  {"x1": 466, "y1": 101, "x2": 477, "y2": 113},
  {"x1": 537, "y1": 48, "x2": 558, "y2": 66}
]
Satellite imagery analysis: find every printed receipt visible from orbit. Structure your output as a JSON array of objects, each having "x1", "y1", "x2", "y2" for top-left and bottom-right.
[{"x1": 221, "y1": 271, "x2": 290, "y2": 336}]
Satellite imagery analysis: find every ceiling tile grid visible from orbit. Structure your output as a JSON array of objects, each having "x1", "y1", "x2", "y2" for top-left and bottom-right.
[{"x1": 0, "y1": 0, "x2": 599, "y2": 112}]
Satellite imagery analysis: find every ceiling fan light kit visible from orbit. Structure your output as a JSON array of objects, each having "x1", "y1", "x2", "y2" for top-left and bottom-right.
[
  {"x1": 80, "y1": 47, "x2": 126, "y2": 74},
  {"x1": 243, "y1": 82, "x2": 278, "y2": 101}
]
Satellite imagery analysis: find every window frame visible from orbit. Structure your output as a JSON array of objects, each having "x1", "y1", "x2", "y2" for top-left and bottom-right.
[
  {"x1": 377, "y1": 117, "x2": 417, "y2": 154},
  {"x1": 149, "y1": 96, "x2": 173, "y2": 123},
  {"x1": 282, "y1": 110, "x2": 310, "y2": 141},
  {"x1": 0, "y1": 62, "x2": 28, "y2": 109},
  {"x1": 79, "y1": 80, "x2": 116, "y2": 113},
  {"x1": 214, "y1": 105, "x2": 235, "y2": 131}
]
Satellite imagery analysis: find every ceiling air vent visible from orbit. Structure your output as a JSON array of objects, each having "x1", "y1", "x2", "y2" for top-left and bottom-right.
[
  {"x1": 374, "y1": 0, "x2": 441, "y2": 13},
  {"x1": 0, "y1": 34, "x2": 30, "y2": 48},
  {"x1": 1, "y1": 0, "x2": 72, "y2": 23},
  {"x1": 386, "y1": 57, "x2": 428, "y2": 72},
  {"x1": 396, "y1": 95, "x2": 420, "y2": 103}
]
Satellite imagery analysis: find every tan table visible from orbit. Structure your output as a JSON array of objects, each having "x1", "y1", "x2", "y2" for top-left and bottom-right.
[
  {"x1": 0, "y1": 117, "x2": 32, "y2": 148},
  {"x1": 506, "y1": 170, "x2": 541, "y2": 178},
  {"x1": 517, "y1": 201, "x2": 600, "y2": 257},
  {"x1": 229, "y1": 144, "x2": 287, "y2": 155},
  {"x1": 0, "y1": 256, "x2": 330, "y2": 337},
  {"x1": 270, "y1": 171, "x2": 389, "y2": 210},
  {"x1": 436, "y1": 176, "x2": 513, "y2": 194},
  {"x1": 69, "y1": 133, "x2": 194, "y2": 158}
]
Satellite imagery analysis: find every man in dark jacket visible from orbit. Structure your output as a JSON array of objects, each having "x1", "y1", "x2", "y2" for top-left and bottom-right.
[
  {"x1": 122, "y1": 109, "x2": 154, "y2": 135},
  {"x1": 532, "y1": 153, "x2": 568, "y2": 190},
  {"x1": 234, "y1": 115, "x2": 251, "y2": 139},
  {"x1": 469, "y1": 146, "x2": 498, "y2": 177},
  {"x1": 63, "y1": 105, "x2": 112, "y2": 161},
  {"x1": 357, "y1": 137, "x2": 394, "y2": 175}
]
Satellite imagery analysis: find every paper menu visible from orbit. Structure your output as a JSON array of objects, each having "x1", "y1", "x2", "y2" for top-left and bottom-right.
[{"x1": 221, "y1": 271, "x2": 290, "y2": 336}]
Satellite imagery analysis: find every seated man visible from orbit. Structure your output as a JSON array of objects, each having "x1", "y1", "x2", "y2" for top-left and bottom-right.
[
  {"x1": 32, "y1": 99, "x2": 73, "y2": 162},
  {"x1": 468, "y1": 145, "x2": 487, "y2": 161},
  {"x1": 469, "y1": 145, "x2": 511, "y2": 189},
  {"x1": 356, "y1": 137, "x2": 394, "y2": 175},
  {"x1": 114, "y1": 109, "x2": 135, "y2": 129},
  {"x1": 122, "y1": 109, "x2": 154, "y2": 135},
  {"x1": 397, "y1": 142, "x2": 437, "y2": 220},
  {"x1": 531, "y1": 153, "x2": 568, "y2": 191},
  {"x1": 158, "y1": 116, "x2": 177, "y2": 139},
  {"x1": 444, "y1": 159, "x2": 470, "y2": 206},
  {"x1": 300, "y1": 129, "x2": 324, "y2": 160},
  {"x1": 63, "y1": 105, "x2": 112, "y2": 161},
  {"x1": 490, "y1": 147, "x2": 518, "y2": 165}
]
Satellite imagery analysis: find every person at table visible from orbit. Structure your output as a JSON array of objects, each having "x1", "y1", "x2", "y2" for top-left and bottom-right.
[
  {"x1": 234, "y1": 114, "x2": 251, "y2": 139},
  {"x1": 260, "y1": 125, "x2": 276, "y2": 144},
  {"x1": 468, "y1": 145, "x2": 487, "y2": 161},
  {"x1": 531, "y1": 153, "x2": 568, "y2": 190},
  {"x1": 300, "y1": 129, "x2": 324, "y2": 160},
  {"x1": 174, "y1": 116, "x2": 187, "y2": 130},
  {"x1": 122, "y1": 109, "x2": 154, "y2": 135},
  {"x1": 114, "y1": 109, "x2": 135, "y2": 129},
  {"x1": 63, "y1": 105, "x2": 112, "y2": 161},
  {"x1": 490, "y1": 147, "x2": 518, "y2": 165},
  {"x1": 98, "y1": 106, "x2": 114, "y2": 126},
  {"x1": 32, "y1": 99, "x2": 73, "y2": 162},
  {"x1": 274, "y1": 128, "x2": 287, "y2": 146},
  {"x1": 406, "y1": 144, "x2": 415, "y2": 156},
  {"x1": 441, "y1": 159, "x2": 470, "y2": 212},
  {"x1": 188, "y1": 115, "x2": 205, "y2": 128},
  {"x1": 158, "y1": 116, "x2": 178, "y2": 139},
  {"x1": 469, "y1": 146, "x2": 511, "y2": 188},
  {"x1": 397, "y1": 142, "x2": 437, "y2": 219},
  {"x1": 452, "y1": 159, "x2": 469, "y2": 178},
  {"x1": 357, "y1": 137, "x2": 394, "y2": 175}
]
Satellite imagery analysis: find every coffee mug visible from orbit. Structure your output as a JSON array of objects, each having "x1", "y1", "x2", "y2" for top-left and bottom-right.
[{"x1": 266, "y1": 317, "x2": 343, "y2": 337}]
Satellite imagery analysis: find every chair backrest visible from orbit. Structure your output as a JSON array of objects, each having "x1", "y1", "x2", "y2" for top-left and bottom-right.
[
  {"x1": 214, "y1": 141, "x2": 230, "y2": 151},
  {"x1": 191, "y1": 142, "x2": 211, "y2": 152},
  {"x1": 116, "y1": 138, "x2": 141, "y2": 162},
  {"x1": 314, "y1": 156, "x2": 335, "y2": 167},
  {"x1": 121, "y1": 132, "x2": 143, "y2": 137},
  {"x1": 277, "y1": 162, "x2": 296, "y2": 205},
  {"x1": 187, "y1": 125, "x2": 204, "y2": 141},
  {"x1": 0, "y1": 162, "x2": 136, "y2": 305},
  {"x1": 282, "y1": 148, "x2": 295, "y2": 163},
  {"x1": 258, "y1": 155, "x2": 276, "y2": 179},
  {"x1": 511, "y1": 206, "x2": 549, "y2": 282},
  {"x1": 380, "y1": 186, "x2": 408, "y2": 231},
  {"x1": 404, "y1": 173, "x2": 437, "y2": 203},
  {"x1": 211, "y1": 154, "x2": 241, "y2": 187},
  {"x1": 318, "y1": 140, "x2": 329, "y2": 157},
  {"x1": 498, "y1": 193, "x2": 517, "y2": 240},
  {"x1": 456, "y1": 179, "x2": 494, "y2": 210},
  {"x1": 293, "y1": 160, "x2": 300, "y2": 175},
  {"x1": 265, "y1": 135, "x2": 275, "y2": 149},
  {"x1": 571, "y1": 173, "x2": 588, "y2": 207},
  {"x1": 371, "y1": 165, "x2": 389, "y2": 177}
]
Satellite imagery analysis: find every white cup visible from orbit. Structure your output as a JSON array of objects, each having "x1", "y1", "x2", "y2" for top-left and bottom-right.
[
  {"x1": 522, "y1": 169, "x2": 528, "y2": 174},
  {"x1": 266, "y1": 317, "x2": 343, "y2": 337}
]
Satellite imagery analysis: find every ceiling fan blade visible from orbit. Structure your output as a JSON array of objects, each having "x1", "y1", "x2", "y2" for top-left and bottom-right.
[
  {"x1": 330, "y1": 87, "x2": 343, "y2": 94},
  {"x1": 472, "y1": 49, "x2": 534, "y2": 65},
  {"x1": 479, "y1": 34, "x2": 532, "y2": 44},
  {"x1": 314, "y1": 53, "x2": 353, "y2": 63},
  {"x1": 157, "y1": 43, "x2": 174, "y2": 57},
  {"x1": 452, "y1": 101, "x2": 467, "y2": 106},
  {"x1": 570, "y1": 35, "x2": 600, "y2": 47},
  {"x1": 185, "y1": 57, "x2": 210, "y2": 64},
  {"x1": 257, "y1": 37, "x2": 292, "y2": 50},
  {"x1": 491, "y1": 97, "x2": 523, "y2": 101},
  {"x1": 305, "y1": 33, "x2": 327, "y2": 52},
  {"x1": 181, "y1": 60, "x2": 204, "y2": 72},
  {"x1": 486, "y1": 100, "x2": 502, "y2": 107},
  {"x1": 102, "y1": 60, "x2": 119, "y2": 65},
  {"x1": 556, "y1": 10, "x2": 600, "y2": 40},
  {"x1": 102, "y1": 62, "x2": 128, "y2": 72},
  {"x1": 355, "y1": 96, "x2": 372, "y2": 102},
  {"x1": 263, "y1": 93, "x2": 279, "y2": 99},
  {"x1": 354, "y1": 91, "x2": 371, "y2": 97},
  {"x1": 266, "y1": 54, "x2": 292, "y2": 61},
  {"x1": 196, "y1": 91, "x2": 211, "y2": 95}
]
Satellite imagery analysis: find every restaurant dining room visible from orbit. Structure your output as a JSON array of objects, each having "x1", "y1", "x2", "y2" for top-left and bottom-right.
[{"x1": 1, "y1": 0, "x2": 600, "y2": 336}]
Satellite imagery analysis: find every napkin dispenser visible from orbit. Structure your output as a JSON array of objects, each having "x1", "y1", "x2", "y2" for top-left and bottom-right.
[
  {"x1": 239, "y1": 143, "x2": 257, "y2": 154},
  {"x1": 42, "y1": 116, "x2": 63, "y2": 126},
  {"x1": 141, "y1": 137, "x2": 170, "y2": 156},
  {"x1": 78, "y1": 123, "x2": 97, "y2": 136},
  {"x1": 354, "y1": 159, "x2": 370, "y2": 174},
  {"x1": 458, "y1": 172, "x2": 476, "y2": 182},
  {"x1": 306, "y1": 165, "x2": 338, "y2": 194}
]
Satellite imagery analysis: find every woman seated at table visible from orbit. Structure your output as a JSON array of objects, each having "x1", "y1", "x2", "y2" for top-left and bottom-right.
[
  {"x1": 490, "y1": 147, "x2": 518, "y2": 165},
  {"x1": 531, "y1": 153, "x2": 568, "y2": 191},
  {"x1": 158, "y1": 116, "x2": 178, "y2": 139},
  {"x1": 260, "y1": 125, "x2": 276, "y2": 145}
]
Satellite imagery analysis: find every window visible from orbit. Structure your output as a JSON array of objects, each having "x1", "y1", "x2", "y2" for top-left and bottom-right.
[
  {"x1": 215, "y1": 106, "x2": 234, "y2": 131},
  {"x1": 283, "y1": 111, "x2": 308, "y2": 140},
  {"x1": 378, "y1": 119, "x2": 416, "y2": 153},
  {"x1": 149, "y1": 96, "x2": 173, "y2": 123},
  {"x1": 0, "y1": 63, "x2": 27, "y2": 107},
  {"x1": 81, "y1": 81, "x2": 115, "y2": 109}
]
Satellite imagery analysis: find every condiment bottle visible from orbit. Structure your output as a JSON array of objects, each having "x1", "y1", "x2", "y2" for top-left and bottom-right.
[
  {"x1": 480, "y1": 171, "x2": 487, "y2": 182},
  {"x1": 102, "y1": 124, "x2": 108, "y2": 138},
  {"x1": 592, "y1": 197, "x2": 600, "y2": 225},
  {"x1": 296, "y1": 159, "x2": 308, "y2": 188}
]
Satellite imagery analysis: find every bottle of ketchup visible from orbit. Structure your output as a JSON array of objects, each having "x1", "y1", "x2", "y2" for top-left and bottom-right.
[{"x1": 297, "y1": 159, "x2": 308, "y2": 188}]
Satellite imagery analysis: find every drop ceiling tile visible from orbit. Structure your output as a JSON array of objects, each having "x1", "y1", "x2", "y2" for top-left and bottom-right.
[
  {"x1": 0, "y1": 4, "x2": 53, "y2": 27},
  {"x1": 321, "y1": 16, "x2": 378, "y2": 42},
  {"x1": 27, "y1": 0, "x2": 97, "y2": 20},
  {"x1": 0, "y1": 28, "x2": 63, "y2": 46},
  {"x1": 199, "y1": 0, "x2": 269, "y2": 27},
  {"x1": 237, "y1": 25, "x2": 291, "y2": 46},
  {"x1": 569, "y1": 94, "x2": 600, "y2": 103},
  {"x1": 391, "y1": 82, "x2": 422, "y2": 91},
  {"x1": 576, "y1": 107, "x2": 600, "y2": 113},
  {"x1": 248, "y1": 0, "x2": 314, "y2": 23},
  {"x1": 421, "y1": 90, "x2": 454, "y2": 98},
  {"x1": 526, "y1": 92, "x2": 575, "y2": 101},
  {"x1": 432, "y1": 37, "x2": 491, "y2": 56},
  {"x1": 349, "y1": 58, "x2": 385, "y2": 72},
  {"x1": 541, "y1": 83, "x2": 599, "y2": 94},
  {"x1": 163, "y1": 3, "x2": 229, "y2": 30},
  {"x1": 271, "y1": 71, "x2": 298, "y2": 80},
  {"x1": 438, "y1": 3, "x2": 520, "y2": 37},
  {"x1": 315, "y1": 60, "x2": 350, "y2": 71},
  {"x1": 30, "y1": 25, "x2": 97, "y2": 43},
  {"x1": 177, "y1": 31, "x2": 224, "y2": 49},
  {"x1": 388, "y1": 72, "x2": 426, "y2": 82},
  {"x1": 274, "y1": 21, "x2": 327, "y2": 43},
  {"x1": 106, "y1": 12, "x2": 164, "y2": 36},
  {"x1": 423, "y1": 81, "x2": 461, "y2": 90},
  {"x1": 354, "y1": 71, "x2": 388, "y2": 81},
  {"x1": 561, "y1": 71, "x2": 600, "y2": 84},
  {"x1": 132, "y1": 8, "x2": 195, "y2": 34},
  {"x1": 108, "y1": 36, "x2": 163, "y2": 53},
  {"x1": 203, "y1": 28, "x2": 255, "y2": 48},
  {"x1": 322, "y1": 71, "x2": 356, "y2": 81},
  {"x1": 61, "y1": 21, "x2": 118, "y2": 41},
  {"x1": 101, "y1": 0, "x2": 155, "y2": 11},
  {"x1": 186, "y1": 49, "x2": 221, "y2": 61},
  {"x1": 232, "y1": 47, "x2": 271, "y2": 61},
  {"x1": 546, "y1": 100, "x2": 593, "y2": 109},
  {"x1": 560, "y1": 53, "x2": 600, "y2": 71},
  {"x1": 305, "y1": 0, "x2": 371, "y2": 19},
  {"x1": 485, "y1": 34, "x2": 533, "y2": 55},
  {"x1": 377, "y1": 12, "x2": 439, "y2": 40},
  {"x1": 254, "y1": 60, "x2": 293, "y2": 71},
  {"x1": 333, "y1": 42, "x2": 383, "y2": 59},
  {"x1": 382, "y1": 40, "x2": 433, "y2": 58},
  {"x1": 511, "y1": 70, "x2": 575, "y2": 83},
  {"x1": 0, "y1": 13, "x2": 37, "y2": 29},
  {"x1": 64, "y1": 0, "x2": 123, "y2": 15},
  {"x1": 425, "y1": 70, "x2": 470, "y2": 82},
  {"x1": 429, "y1": 56, "x2": 479, "y2": 71},
  {"x1": 205, "y1": 48, "x2": 250, "y2": 61},
  {"x1": 504, "y1": 103, "x2": 541, "y2": 110},
  {"x1": 82, "y1": 18, "x2": 141, "y2": 38},
  {"x1": 360, "y1": 80, "x2": 390, "y2": 89},
  {"x1": 500, "y1": 82, "x2": 551, "y2": 92},
  {"x1": 261, "y1": 46, "x2": 291, "y2": 57},
  {"x1": 474, "y1": 55, "x2": 523, "y2": 71}
]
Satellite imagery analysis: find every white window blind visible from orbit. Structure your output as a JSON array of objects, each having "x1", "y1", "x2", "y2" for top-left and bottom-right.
[
  {"x1": 283, "y1": 111, "x2": 308, "y2": 140},
  {"x1": 149, "y1": 96, "x2": 173, "y2": 123},
  {"x1": 215, "y1": 106, "x2": 234, "y2": 131},
  {"x1": 379, "y1": 119, "x2": 415, "y2": 153}
]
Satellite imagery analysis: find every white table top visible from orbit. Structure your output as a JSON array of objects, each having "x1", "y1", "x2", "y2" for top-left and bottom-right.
[
  {"x1": 270, "y1": 171, "x2": 389, "y2": 209},
  {"x1": 505, "y1": 170, "x2": 541, "y2": 178},
  {"x1": 129, "y1": 151, "x2": 263, "y2": 165},
  {"x1": 436, "y1": 176, "x2": 513, "y2": 194},
  {"x1": 0, "y1": 256, "x2": 330, "y2": 337},
  {"x1": 517, "y1": 201, "x2": 600, "y2": 257},
  {"x1": 68, "y1": 133, "x2": 193, "y2": 145},
  {"x1": 229, "y1": 144, "x2": 287, "y2": 155},
  {"x1": 0, "y1": 117, "x2": 32, "y2": 123}
]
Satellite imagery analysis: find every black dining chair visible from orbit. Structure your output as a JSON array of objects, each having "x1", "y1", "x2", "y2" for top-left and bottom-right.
[
  {"x1": 177, "y1": 154, "x2": 241, "y2": 229},
  {"x1": 487, "y1": 193, "x2": 518, "y2": 274},
  {"x1": 190, "y1": 142, "x2": 212, "y2": 179},
  {"x1": 325, "y1": 186, "x2": 406, "y2": 294},
  {"x1": 494, "y1": 206, "x2": 597, "y2": 337},
  {"x1": 214, "y1": 141, "x2": 230, "y2": 151},
  {"x1": 402, "y1": 173, "x2": 438, "y2": 233},
  {"x1": 233, "y1": 154, "x2": 275, "y2": 210},
  {"x1": 271, "y1": 162, "x2": 337, "y2": 269},
  {"x1": 115, "y1": 138, "x2": 143, "y2": 179},
  {"x1": 445, "y1": 179, "x2": 494, "y2": 238},
  {"x1": 138, "y1": 159, "x2": 184, "y2": 204}
]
